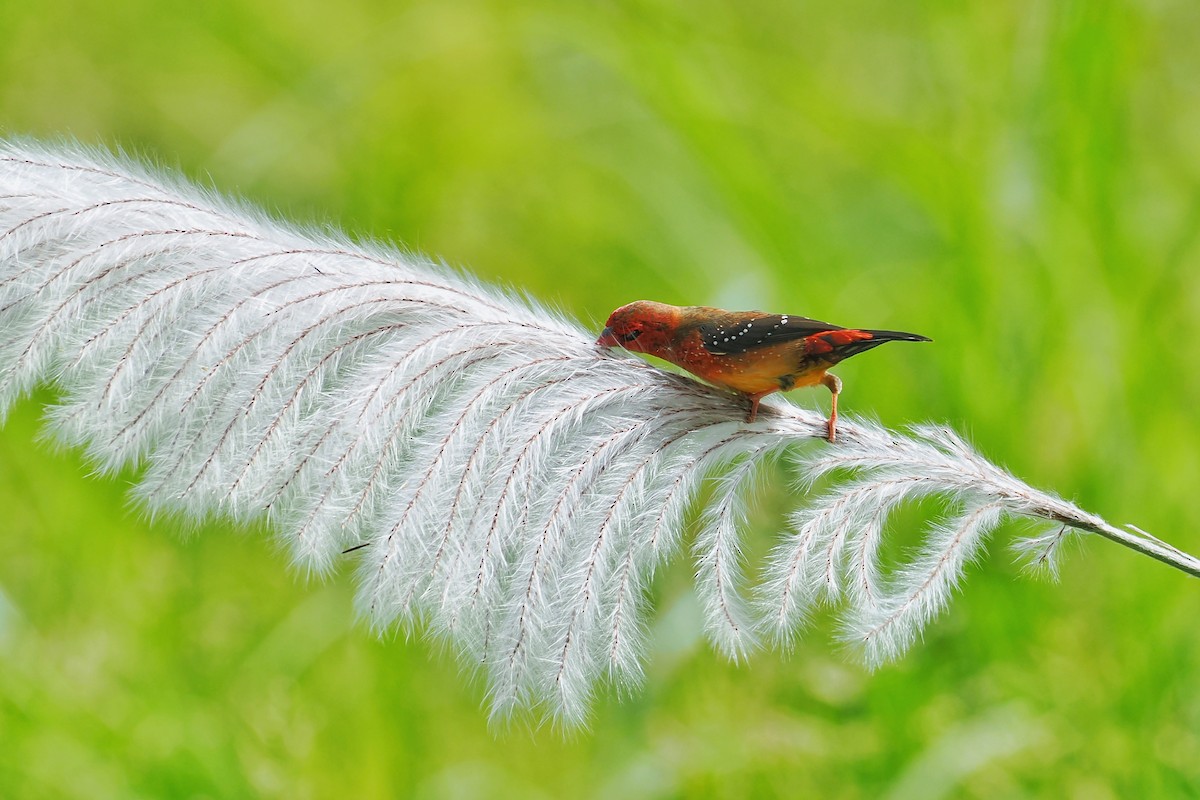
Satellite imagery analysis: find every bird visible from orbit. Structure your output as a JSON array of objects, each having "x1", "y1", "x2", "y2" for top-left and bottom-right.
[{"x1": 596, "y1": 300, "x2": 930, "y2": 442}]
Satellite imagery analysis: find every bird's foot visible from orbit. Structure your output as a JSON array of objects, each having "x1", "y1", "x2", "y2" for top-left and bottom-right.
[
  {"x1": 821, "y1": 373, "x2": 841, "y2": 444},
  {"x1": 745, "y1": 394, "x2": 759, "y2": 423}
]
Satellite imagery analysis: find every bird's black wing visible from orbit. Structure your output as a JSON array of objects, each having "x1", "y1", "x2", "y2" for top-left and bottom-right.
[{"x1": 698, "y1": 314, "x2": 843, "y2": 355}]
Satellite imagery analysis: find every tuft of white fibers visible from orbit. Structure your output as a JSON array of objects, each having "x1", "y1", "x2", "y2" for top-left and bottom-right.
[{"x1": 2, "y1": 140, "x2": 1198, "y2": 725}]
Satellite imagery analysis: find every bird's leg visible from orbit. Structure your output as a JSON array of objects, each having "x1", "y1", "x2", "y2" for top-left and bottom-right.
[
  {"x1": 821, "y1": 373, "x2": 842, "y2": 443},
  {"x1": 745, "y1": 392, "x2": 763, "y2": 423}
]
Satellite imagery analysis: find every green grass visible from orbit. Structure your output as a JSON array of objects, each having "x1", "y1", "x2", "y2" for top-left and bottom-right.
[{"x1": 2, "y1": 0, "x2": 1199, "y2": 796}]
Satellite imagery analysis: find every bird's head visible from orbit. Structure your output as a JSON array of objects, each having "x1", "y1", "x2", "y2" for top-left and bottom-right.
[{"x1": 596, "y1": 300, "x2": 680, "y2": 357}]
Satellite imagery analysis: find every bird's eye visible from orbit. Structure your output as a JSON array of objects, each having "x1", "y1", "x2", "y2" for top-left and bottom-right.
[{"x1": 620, "y1": 329, "x2": 642, "y2": 343}]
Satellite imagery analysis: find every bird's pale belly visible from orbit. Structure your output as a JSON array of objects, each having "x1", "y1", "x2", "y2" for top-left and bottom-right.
[{"x1": 676, "y1": 347, "x2": 828, "y2": 396}]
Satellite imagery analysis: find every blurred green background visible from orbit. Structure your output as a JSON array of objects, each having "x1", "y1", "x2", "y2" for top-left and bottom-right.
[{"x1": 2, "y1": 0, "x2": 1199, "y2": 796}]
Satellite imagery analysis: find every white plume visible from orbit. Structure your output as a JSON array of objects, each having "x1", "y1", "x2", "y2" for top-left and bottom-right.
[{"x1": 1, "y1": 140, "x2": 1196, "y2": 724}]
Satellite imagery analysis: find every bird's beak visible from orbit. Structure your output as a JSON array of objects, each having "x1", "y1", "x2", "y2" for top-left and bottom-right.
[{"x1": 596, "y1": 327, "x2": 619, "y2": 348}]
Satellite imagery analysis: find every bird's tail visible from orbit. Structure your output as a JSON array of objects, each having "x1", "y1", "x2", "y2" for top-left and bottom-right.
[
  {"x1": 827, "y1": 329, "x2": 932, "y2": 361},
  {"x1": 863, "y1": 329, "x2": 932, "y2": 344}
]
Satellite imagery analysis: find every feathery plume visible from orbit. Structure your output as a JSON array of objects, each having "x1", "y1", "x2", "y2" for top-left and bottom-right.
[{"x1": 1, "y1": 140, "x2": 1196, "y2": 724}]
